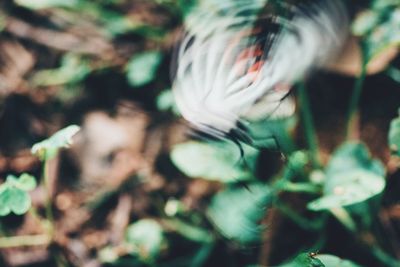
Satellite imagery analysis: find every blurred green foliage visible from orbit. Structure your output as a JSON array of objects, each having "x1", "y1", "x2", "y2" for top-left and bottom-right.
[
  {"x1": 170, "y1": 141, "x2": 258, "y2": 182},
  {"x1": 389, "y1": 110, "x2": 400, "y2": 156},
  {"x1": 0, "y1": 174, "x2": 36, "y2": 216},
  {"x1": 308, "y1": 142, "x2": 385, "y2": 211},
  {"x1": 352, "y1": 0, "x2": 400, "y2": 61},
  {"x1": 125, "y1": 219, "x2": 165, "y2": 263},
  {"x1": 0, "y1": 0, "x2": 399, "y2": 266},
  {"x1": 127, "y1": 51, "x2": 163, "y2": 87}
]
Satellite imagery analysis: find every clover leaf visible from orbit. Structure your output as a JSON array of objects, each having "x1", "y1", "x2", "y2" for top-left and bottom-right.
[
  {"x1": 0, "y1": 173, "x2": 37, "y2": 216},
  {"x1": 31, "y1": 125, "x2": 80, "y2": 161}
]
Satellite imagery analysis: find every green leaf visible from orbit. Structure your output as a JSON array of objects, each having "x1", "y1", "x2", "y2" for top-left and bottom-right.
[
  {"x1": 316, "y1": 254, "x2": 361, "y2": 267},
  {"x1": 325, "y1": 142, "x2": 385, "y2": 177},
  {"x1": 126, "y1": 51, "x2": 162, "y2": 87},
  {"x1": 5, "y1": 187, "x2": 31, "y2": 215},
  {"x1": 177, "y1": 0, "x2": 198, "y2": 18},
  {"x1": 15, "y1": 0, "x2": 79, "y2": 9},
  {"x1": 156, "y1": 89, "x2": 180, "y2": 115},
  {"x1": 31, "y1": 125, "x2": 80, "y2": 160},
  {"x1": 280, "y1": 253, "x2": 325, "y2": 267},
  {"x1": 0, "y1": 173, "x2": 37, "y2": 216},
  {"x1": 352, "y1": 2, "x2": 400, "y2": 61},
  {"x1": 247, "y1": 117, "x2": 297, "y2": 151},
  {"x1": 308, "y1": 142, "x2": 386, "y2": 211},
  {"x1": 170, "y1": 141, "x2": 258, "y2": 182},
  {"x1": 125, "y1": 219, "x2": 164, "y2": 262},
  {"x1": 389, "y1": 112, "x2": 400, "y2": 156},
  {"x1": 17, "y1": 174, "x2": 37, "y2": 191},
  {"x1": 32, "y1": 54, "x2": 91, "y2": 86},
  {"x1": 207, "y1": 183, "x2": 271, "y2": 244}
]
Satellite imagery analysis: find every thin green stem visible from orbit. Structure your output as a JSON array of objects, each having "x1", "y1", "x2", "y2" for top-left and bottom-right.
[
  {"x1": 345, "y1": 53, "x2": 368, "y2": 140},
  {"x1": 370, "y1": 246, "x2": 400, "y2": 267},
  {"x1": 279, "y1": 181, "x2": 320, "y2": 194},
  {"x1": 331, "y1": 208, "x2": 399, "y2": 267},
  {"x1": 275, "y1": 200, "x2": 324, "y2": 231},
  {"x1": 330, "y1": 207, "x2": 357, "y2": 232},
  {"x1": 297, "y1": 82, "x2": 321, "y2": 168},
  {"x1": 43, "y1": 159, "x2": 54, "y2": 236}
]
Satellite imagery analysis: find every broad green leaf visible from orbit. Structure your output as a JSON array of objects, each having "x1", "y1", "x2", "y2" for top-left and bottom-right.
[
  {"x1": 31, "y1": 125, "x2": 80, "y2": 160},
  {"x1": 324, "y1": 142, "x2": 385, "y2": 177},
  {"x1": 316, "y1": 254, "x2": 361, "y2": 267},
  {"x1": 307, "y1": 170, "x2": 385, "y2": 210},
  {"x1": 126, "y1": 51, "x2": 162, "y2": 87},
  {"x1": 389, "y1": 112, "x2": 400, "y2": 156},
  {"x1": 125, "y1": 219, "x2": 164, "y2": 262},
  {"x1": 207, "y1": 183, "x2": 271, "y2": 243},
  {"x1": 246, "y1": 117, "x2": 297, "y2": 151},
  {"x1": 308, "y1": 142, "x2": 385, "y2": 211},
  {"x1": 170, "y1": 141, "x2": 258, "y2": 182}
]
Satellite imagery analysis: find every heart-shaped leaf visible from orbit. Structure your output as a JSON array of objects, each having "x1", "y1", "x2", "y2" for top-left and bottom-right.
[{"x1": 308, "y1": 142, "x2": 385, "y2": 211}]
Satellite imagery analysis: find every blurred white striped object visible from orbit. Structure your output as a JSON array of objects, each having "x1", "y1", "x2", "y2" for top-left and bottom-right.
[{"x1": 171, "y1": 0, "x2": 349, "y2": 144}]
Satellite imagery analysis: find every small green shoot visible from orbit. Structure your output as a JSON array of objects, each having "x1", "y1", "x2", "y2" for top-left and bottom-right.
[{"x1": 31, "y1": 125, "x2": 81, "y2": 161}]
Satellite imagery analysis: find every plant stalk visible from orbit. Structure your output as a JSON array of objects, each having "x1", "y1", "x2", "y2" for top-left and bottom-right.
[
  {"x1": 298, "y1": 82, "x2": 321, "y2": 168},
  {"x1": 43, "y1": 159, "x2": 55, "y2": 236},
  {"x1": 345, "y1": 52, "x2": 368, "y2": 140}
]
